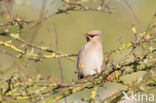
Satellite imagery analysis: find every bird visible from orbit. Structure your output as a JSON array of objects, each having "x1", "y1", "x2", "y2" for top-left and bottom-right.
[{"x1": 77, "y1": 30, "x2": 104, "y2": 79}]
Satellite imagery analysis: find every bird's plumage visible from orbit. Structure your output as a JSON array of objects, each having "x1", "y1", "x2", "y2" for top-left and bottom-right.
[{"x1": 77, "y1": 30, "x2": 104, "y2": 79}]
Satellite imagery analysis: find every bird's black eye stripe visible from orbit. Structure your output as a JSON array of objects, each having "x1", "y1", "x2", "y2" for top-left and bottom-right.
[
  {"x1": 90, "y1": 35, "x2": 95, "y2": 38},
  {"x1": 87, "y1": 34, "x2": 95, "y2": 38}
]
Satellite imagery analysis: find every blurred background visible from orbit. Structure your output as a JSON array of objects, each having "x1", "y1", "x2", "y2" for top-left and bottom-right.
[{"x1": 0, "y1": 0, "x2": 156, "y2": 102}]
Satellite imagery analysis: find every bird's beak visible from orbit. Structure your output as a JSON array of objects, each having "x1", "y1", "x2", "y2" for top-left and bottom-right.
[{"x1": 84, "y1": 34, "x2": 89, "y2": 38}]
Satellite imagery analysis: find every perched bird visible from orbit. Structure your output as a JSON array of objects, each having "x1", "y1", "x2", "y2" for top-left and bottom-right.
[{"x1": 77, "y1": 30, "x2": 104, "y2": 79}]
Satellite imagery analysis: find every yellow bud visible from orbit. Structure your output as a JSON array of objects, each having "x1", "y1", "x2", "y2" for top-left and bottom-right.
[
  {"x1": 116, "y1": 64, "x2": 120, "y2": 68},
  {"x1": 97, "y1": 6, "x2": 102, "y2": 10},
  {"x1": 148, "y1": 54, "x2": 153, "y2": 59},
  {"x1": 149, "y1": 46, "x2": 153, "y2": 52},
  {"x1": 145, "y1": 34, "x2": 150, "y2": 40},
  {"x1": 35, "y1": 74, "x2": 41, "y2": 82},
  {"x1": 65, "y1": 0, "x2": 69, "y2": 2},
  {"x1": 132, "y1": 27, "x2": 137, "y2": 34}
]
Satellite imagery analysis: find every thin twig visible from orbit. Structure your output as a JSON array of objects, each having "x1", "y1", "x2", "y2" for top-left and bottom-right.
[
  {"x1": 54, "y1": 24, "x2": 67, "y2": 103},
  {"x1": 54, "y1": 24, "x2": 64, "y2": 81},
  {"x1": 124, "y1": 0, "x2": 143, "y2": 32},
  {"x1": 3, "y1": 0, "x2": 14, "y2": 21},
  {"x1": 117, "y1": 33, "x2": 139, "y2": 63},
  {"x1": 146, "y1": 13, "x2": 156, "y2": 32}
]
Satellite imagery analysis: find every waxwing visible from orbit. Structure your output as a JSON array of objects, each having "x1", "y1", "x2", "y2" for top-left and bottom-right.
[{"x1": 77, "y1": 30, "x2": 104, "y2": 79}]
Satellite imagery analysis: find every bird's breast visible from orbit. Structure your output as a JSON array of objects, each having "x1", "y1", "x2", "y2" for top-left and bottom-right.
[{"x1": 77, "y1": 43, "x2": 103, "y2": 76}]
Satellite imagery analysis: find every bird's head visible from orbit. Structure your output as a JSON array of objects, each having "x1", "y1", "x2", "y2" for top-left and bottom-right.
[{"x1": 84, "y1": 30, "x2": 103, "y2": 42}]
